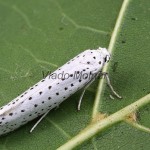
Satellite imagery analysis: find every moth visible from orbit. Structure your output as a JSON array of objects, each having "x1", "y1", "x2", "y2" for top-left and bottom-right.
[{"x1": 0, "y1": 47, "x2": 121, "y2": 136}]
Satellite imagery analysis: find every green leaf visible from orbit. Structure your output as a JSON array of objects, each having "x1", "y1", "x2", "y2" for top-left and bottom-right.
[{"x1": 0, "y1": 0, "x2": 149, "y2": 150}]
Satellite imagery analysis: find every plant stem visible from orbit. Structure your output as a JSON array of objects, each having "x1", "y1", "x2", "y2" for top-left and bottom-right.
[{"x1": 57, "y1": 94, "x2": 150, "y2": 150}]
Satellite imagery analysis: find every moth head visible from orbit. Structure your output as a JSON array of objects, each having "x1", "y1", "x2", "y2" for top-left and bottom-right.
[{"x1": 98, "y1": 47, "x2": 111, "y2": 63}]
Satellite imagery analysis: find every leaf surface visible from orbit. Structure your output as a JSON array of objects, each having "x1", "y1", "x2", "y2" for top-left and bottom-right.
[{"x1": 0, "y1": 0, "x2": 149, "y2": 149}]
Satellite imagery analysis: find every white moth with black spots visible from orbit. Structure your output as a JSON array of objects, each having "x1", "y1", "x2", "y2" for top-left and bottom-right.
[{"x1": 0, "y1": 47, "x2": 121, "y2": 136}]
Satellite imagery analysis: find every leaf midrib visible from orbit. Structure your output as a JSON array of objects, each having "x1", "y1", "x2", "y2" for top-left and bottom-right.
[{"x1": 92, "y1": 0, "x2": 131, "y2": 118}]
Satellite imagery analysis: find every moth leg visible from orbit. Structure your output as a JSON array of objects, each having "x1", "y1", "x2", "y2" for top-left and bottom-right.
[
  {"x1": 30, "y1": 110, "x2": 50, "y2": 133},
  {"x1": 102, "y1": 72, "x2": 122, "y2": 99},
  {"x1": 78, "y1": 77, "x2": 96, "y2": 111},
  {"x1": 78, "y1": 89, "x2": 86, "y2": 111}
]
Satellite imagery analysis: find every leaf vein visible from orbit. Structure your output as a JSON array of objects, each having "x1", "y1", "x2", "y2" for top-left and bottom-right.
[
  {"x1": 20, "y1": 45, "x2": 58, "y2": 68},
  {"x1": 12, "y1": 5, "x2": 32, "y2": 29},
  {"x1": 51, "y1": 0, "x2": 109, "y2": 35},
  {"x1": 92, "y1": 0, "x2": 131, "y2": 118},
  {"x1": 46, "y1": 118, "x2": 71, "y2": 139}
]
